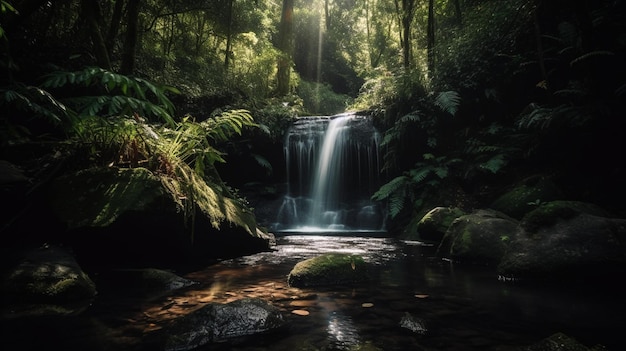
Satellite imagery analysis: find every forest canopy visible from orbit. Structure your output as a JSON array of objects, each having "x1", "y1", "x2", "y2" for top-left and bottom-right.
[{"x1": 1, "y1": 0, "x2": 625, "y2": 225}]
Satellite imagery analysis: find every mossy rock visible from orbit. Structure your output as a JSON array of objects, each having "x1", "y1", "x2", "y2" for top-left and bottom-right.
[
  {"x1": 521, "y1": 332, "x2": 604, "y2": 350},
  {"x1": 520, "y1": 200, "x2": 611, "y2": 233},
  {"x1": 490, "y1": 177, "x2": 562, "y2": 219},
  {"x1": 2, "y1": 245, "x2": 97, "y2": 304},
  {"x1": 287, "y1": 253, "x2": 370, "y2": 288},
  {"x1": 436, "y1": 209, "x2": 519, "y2": 265},
  {"x1": 416, "y1": 207, "x2": 466, "y2": 243}
]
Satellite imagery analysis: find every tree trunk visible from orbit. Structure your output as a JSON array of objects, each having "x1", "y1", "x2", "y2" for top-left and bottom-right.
[
  {"x1": 276, "y1": 0, "x2": 294, "y2": 96},
  {"x1": 81, "y1": 0, "x2": 112, "y2": 70},
  {"x1": 224, "y1": 0, "x2": 234, "y2": 69},
  {"x1": 105, "y1": 0, "x2": 126, "y2": 57},
  {"x1": 427, "y1": 0, "x2": 436, "y2": 74},
  {"x1": 120, "y1": 0, "x2": 141, "y2": 75},
  {"x1": 395, "y1": 0, "x2": 415, "y2": 69}
]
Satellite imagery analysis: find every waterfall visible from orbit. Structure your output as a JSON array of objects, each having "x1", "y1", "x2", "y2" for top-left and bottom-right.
[{"x1": 273, "y1": 112, "x2": 386, "y2": 233}]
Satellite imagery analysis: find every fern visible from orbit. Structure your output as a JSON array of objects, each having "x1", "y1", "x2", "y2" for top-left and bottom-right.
[
  {"x1": 570, "y1": 50, "x2": 615, "y2": 67},
  {"x1": 388, "y1": 191, "x2": 406, "y2": 218},
  {"x1": 434, "y1": 91, "x2": 461, "y2": 116},
  {"x1": 371, "y1": 175, "x2": 408, "y2": 201},
  {"x1": 0, "y1": 83, "x2": 70, "y2": 126},
  {"x1": 480, "y1": 154, "x2": 507, "y2": 174},
  {"x1": 409, "y1": 167, "x2": 431, "y2": 184},
  {"x1": 42, "y1": 67, "x2": 179, "y2": 126},
  {"x1": 202, "y1": 109, "x2": 257, "y2": 143}
]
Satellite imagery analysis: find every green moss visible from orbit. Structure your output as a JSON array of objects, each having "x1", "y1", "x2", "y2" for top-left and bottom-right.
[
  {"x1": 490, "y1": 178, "x2": 561, "y2": 219},
  {"x1": 521, "y1": 200, "x2": 610, "y2": 233},
  {"x1": 287, "y1": 253, "x2": 369, "y2": 287}
]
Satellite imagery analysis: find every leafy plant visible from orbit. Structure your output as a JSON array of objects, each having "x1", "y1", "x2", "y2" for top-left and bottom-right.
[
  {"x1": 41, "y1": 67, "x2": 180, "y2": 127},
  {"x1": 434, "y1": 90, "x2": 461, "y2": 116},
  {"x1": 372, "y1": 153, "x2": 461, "y2": 218}
]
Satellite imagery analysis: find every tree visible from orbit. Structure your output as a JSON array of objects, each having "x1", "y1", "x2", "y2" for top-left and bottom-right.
[
  {"x1": 120, "y1": 0, "x2": 141, "y2": 75},
  {"x1": 427, "y1": 0, "x2": 435, "y2": 73},
  {"x1": 395, "y1": 0, "x2": 416, "y2": 69},
  {"x1": 276, "y1": 0, "x2": 294, "y2": 96}
]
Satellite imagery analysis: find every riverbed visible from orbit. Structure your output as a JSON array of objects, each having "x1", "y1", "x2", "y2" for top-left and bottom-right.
[{"x1": 3, "y1": 234, "x2": 624, "y2": 350}]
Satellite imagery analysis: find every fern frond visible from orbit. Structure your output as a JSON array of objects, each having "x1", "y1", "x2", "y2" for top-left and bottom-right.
[
  {"x1": 0, "y1": 84, "x2": 69, "y2": 124},
  {"x1": 252, "y1": 153, "x2": 273, "y2": 174},
  {"x1": 381, "y1": 128, "x2": 399, "y2": 146},
  {"x1": 434, "y1": 91, "x2": 461, "y2": 116},
  {"x1": 399, "y1": 111, "x2": 422, "y2": 123},
  {"x1": 203, "y1": 109, "x2": 257, "y2": 143},
  {"x1": 480, "y1": 154, "x2": 507, "y2": 174},
  {"x1": 409, "y1": 167, "x2": 431, "y2": 183},
  {"x1": 570, "y1": 50, "x2": 615, "y2": 67},
  {"x1": 42, "y1": 67, "x2": 178, "y2": 126},
  {"x1": 554, "y1": 88, "x2": 589, "y2": 99},
  {"x1": 388, "y1": 191, "x2": 406, "y2": 218},
  {"x1": 371, "y1": 175, "x2": 408, "y2": 201},
  {"x1": 516, "y1": 107, "x2": 553, "y2": 130}
]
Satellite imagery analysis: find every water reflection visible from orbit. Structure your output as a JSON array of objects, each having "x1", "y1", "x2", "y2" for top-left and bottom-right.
[{"x1": 327, "y1": 311, "x2": 360, "y2": 350}]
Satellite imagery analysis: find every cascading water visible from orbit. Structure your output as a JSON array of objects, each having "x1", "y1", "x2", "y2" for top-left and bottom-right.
[{"x1": 272, "y1": 112, "x2": 386, "y2": 233}]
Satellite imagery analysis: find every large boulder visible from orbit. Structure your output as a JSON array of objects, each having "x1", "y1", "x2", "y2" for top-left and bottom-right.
[
  {"x1": 416, "y1": 206, "x2": 466, "y2": 243},
  {"x1": 490, "y1": 176, "x2": 562, "y2": 219},
  {"x1": 436, "y1": 209, "x2": 519, "y2": 265},
  {"x1": 497, "y1": 201, "x2": 626, "y2": 281},
  {"x1": 287, "y1": 253, "x2": 370, "y2": 287},
  {"x1": 1, "y1": 245, "x2": 97, "y2": 318},
  {"x1": 42, "y1": 166, "x2": 274, "y2": 269},
  {"x1": 160, "y1": 298, "x2": 285, "y2": 351}
]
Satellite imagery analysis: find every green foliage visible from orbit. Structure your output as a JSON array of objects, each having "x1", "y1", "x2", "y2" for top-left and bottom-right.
[
  {"x1": 434, "y1": 91, "x2": 461, "y2": 116},
  {"x1": 67, "y1": 108, "x2": 261, "y2": 239},
  {"x1": 372, "y1": 153, "x2": 461, "y2": 218},
  {"x1": 297, "y1": 80, "x2": 352, "y2": 115},
  {"x1": 41, "y1": 67, "x2": 179, "y2": 126},
  {"x1": 0, "y1": 0, "x2": 16, "y2": 38},
  {"x1": 1, "y1": 83, "x2": 69, "y2": 125}
]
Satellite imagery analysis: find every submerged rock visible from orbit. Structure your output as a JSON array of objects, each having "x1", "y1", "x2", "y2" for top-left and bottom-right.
[
  {"x1": 287, "y1": 253, "x2": 370, "y2": 287},
  {"x1": 161, "y1": 297, "x2": 285, "y2": 351},
  {"x1": 95, "y1": 268, "x2": 199, "y2": 298},
  {"x1": 520, "y1": 332, "x2": 606, "y2": 350},
  {"x1": 399, "y1": 312, "x2": 428, "y2": 335}
]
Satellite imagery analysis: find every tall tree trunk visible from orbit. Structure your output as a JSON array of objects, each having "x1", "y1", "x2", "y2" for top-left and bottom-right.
[
  {"x1": 81, "y1": 0, "x2": 112, "y2": 70},
  {"x1": 120, "y1": 0, "x2": 141, "y2": 75},
  {"x1": 224, "y1": 0, "x2": 234, "y2": 69},
  {"x1": 276, "y1": 0, "x2": 294, "y2": 96},
  {"x1": 427, "y1": 0, "x2": 436, "y2": 74},
  {"x1": 395, "y1": 0, "x2": 415, "y2": 69},
  {"x1": 105, "y1": 0, "x2": 126, "y2": 57}
]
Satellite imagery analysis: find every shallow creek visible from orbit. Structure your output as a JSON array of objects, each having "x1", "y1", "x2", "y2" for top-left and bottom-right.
[{"x1": 4, "y1": 234, "x2": 625, "y2": 350}]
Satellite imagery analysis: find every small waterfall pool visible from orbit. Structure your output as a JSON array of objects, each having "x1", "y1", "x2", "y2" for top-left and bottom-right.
[{"x1": 5, "y1": 234, "x2": 622, "y2": 351}]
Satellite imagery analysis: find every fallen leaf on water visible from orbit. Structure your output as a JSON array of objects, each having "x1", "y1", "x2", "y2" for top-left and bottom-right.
[
  {"x1": 292, "y1": 309, "x2": 310, "y2": 316},
  {"x1": 361, "y1": 302, "x2": 374, "y2": 308}
]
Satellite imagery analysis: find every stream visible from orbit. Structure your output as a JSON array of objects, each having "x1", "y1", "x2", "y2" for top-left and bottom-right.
[{"x1": 5, "y1": 233, "x2": 622, "y2": 351}]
